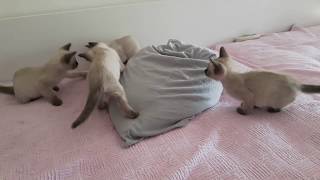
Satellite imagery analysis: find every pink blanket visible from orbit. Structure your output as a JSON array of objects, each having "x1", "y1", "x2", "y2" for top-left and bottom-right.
[{"x1": 1, "y1": 26, "x2": 320, "y2": 179}]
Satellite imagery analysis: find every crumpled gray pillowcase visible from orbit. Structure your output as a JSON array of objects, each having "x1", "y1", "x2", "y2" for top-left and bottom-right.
[{"x1": 109, "y1": 41, "x2": 223, "y2": 147}]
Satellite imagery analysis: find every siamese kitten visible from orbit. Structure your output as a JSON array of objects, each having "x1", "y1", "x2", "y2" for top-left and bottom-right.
[
  {"x1": 71, "y1": 42, "x2": 139, "y2": 129},
  {"x1": 205, "y1": 47, "x2": 320, "y2": 115},
  {"x1": 0, "y1": 43, "x2": 86, "y2": 106},
  {"x1": 109, "y1": 35, "x2": 140, "y2": 64}
]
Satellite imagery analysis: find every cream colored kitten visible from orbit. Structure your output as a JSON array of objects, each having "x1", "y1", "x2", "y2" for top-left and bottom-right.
[
  {"x1": 108, "y1": 35, "x2": 141, "y2": 64},
  {"x1": 205, "y1": 47, "x2": 320, "y2": 115},
  {"x1": 71, "y1": 42, "x2": 139, "y2": 129},
  {"x1": 0, "y1": 43, "x2": 86, "y2": 106}
]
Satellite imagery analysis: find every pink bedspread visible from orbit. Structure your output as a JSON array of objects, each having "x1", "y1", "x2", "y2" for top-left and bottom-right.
[{"x1": 1, "y1": 26, "x2": 320, "y2": 179}]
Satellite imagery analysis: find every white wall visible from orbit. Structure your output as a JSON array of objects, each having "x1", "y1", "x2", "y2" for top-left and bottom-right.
[
  {"x1": 0, "y1": 0, "x2": 151, "y2": 18},
  {"x1": 0, "y1": 0, "x2": 319, "y2": 81}
]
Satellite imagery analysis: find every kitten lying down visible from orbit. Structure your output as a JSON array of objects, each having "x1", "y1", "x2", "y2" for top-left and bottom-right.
[
  {"x1": 0, "y1": 43, "x2": 86, "y2": 106},
  {"x1": 205, "y1": 47, "x2": 320, "y2": 115}
]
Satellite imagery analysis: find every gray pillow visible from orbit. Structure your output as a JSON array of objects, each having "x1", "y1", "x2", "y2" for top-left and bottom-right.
[{"x1": 109, "y1": 40, "x2": 223, "y2": 147}]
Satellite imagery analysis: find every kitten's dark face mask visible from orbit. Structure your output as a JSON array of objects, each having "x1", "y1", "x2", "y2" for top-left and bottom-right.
[
  {"x1": 204, "y1": 47, "x2": 229, "y2": 80},
  {"x1": 62, "y1": 51, "x2": 78, "y2": 70},
  {"x1": 59, "y1": 43, "x2": 78, "y2": 70},
  {"x1": 205, "y1": 61, "x2": 226, "y2": 80}
]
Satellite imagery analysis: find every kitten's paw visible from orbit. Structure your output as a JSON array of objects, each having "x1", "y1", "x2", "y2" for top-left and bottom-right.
[
  {"x1": 237, "y1": 107, "x2": 247, "y2": 115},
  {"x1": 80, "y1": 72, "x2": 87, "y2": 79},
  {"x1": 267, "y1": 107, "x2": 281, "y2": 113},
  {"x1": 51, "y1": 98, "x2": 63, "y2": 106},
  {"x1": 29, "y1": 96, "x2": 42, "y2": 102},
  {"x1": 126, "y1": 110, "x2": 139, "y2": 119},
  {"x1": 98, "y1": 102, "x2": 109, "y2": 110},
  {"x1": 53, "y1": 86, "x2": 60, "y2": 92}
]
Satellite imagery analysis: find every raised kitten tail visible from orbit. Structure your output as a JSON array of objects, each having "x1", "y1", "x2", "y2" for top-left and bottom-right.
[
  {"x1": 71, "y1": 80, "x2": 103, "y2": 129},
  {"x1": 300, "y1": 84, "x2": 320, "y2": 93},
  {"x1": 0, "y1": 85, "x2": 14, "y2": 95}
]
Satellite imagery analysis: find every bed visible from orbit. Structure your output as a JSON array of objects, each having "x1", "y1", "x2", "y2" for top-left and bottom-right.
[{"x1": 1, "y1": 25, "x2": 320, "y2": 179}]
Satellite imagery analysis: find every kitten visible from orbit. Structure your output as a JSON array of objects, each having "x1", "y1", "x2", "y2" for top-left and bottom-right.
[
  {"x1": 0, "y1": 43, "x2": 86, "y2": 106},
  {"x1": 205, "y1": 47, "x2": 320, "y2": 115},
  {"x1": 108, "y1": 35, "x2": 141, "y2": 64},
  {"x1": 71, "y1": 42, "x2": 139, "y2": 129}
]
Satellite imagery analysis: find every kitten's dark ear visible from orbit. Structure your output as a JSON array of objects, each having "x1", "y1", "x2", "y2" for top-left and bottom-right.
[
  {"x1": 85, "y1": 42, "x2": 98, "y2": 48},
  {"x1": 62, "y1": 51, "x2": 76, "y2": 64},
  {"x1": 78, "y1": 53, "x2": 92, "y2": 62},
  {"x1": 61, "y1": 43, "x2": 72, "y2": 51},
  {"x1": 219, "y1": 47, "x2": 229, "y2": 58}
]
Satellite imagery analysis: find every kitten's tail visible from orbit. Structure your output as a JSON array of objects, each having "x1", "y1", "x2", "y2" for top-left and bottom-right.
[
  {"x1": 71, "y1": 69, "x2": 103, "y2": 129},
  {"x1": 300, "y1": 84, "x2": 320, "y2": 93},
  {"x1": 0, "y1": 85, "x2": 14, "y2": 95}
]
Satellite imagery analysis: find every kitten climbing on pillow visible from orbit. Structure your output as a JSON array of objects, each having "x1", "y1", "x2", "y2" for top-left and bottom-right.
[
  {"x1": 109, "y1": 35, "x2": 141, "y2": 64},
  {"x1": 205, "y1": 47, "x2": 320, "y2": 115},
  {"x1": 71, "y1": 42, "x2": 139, "y2": 129}
]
